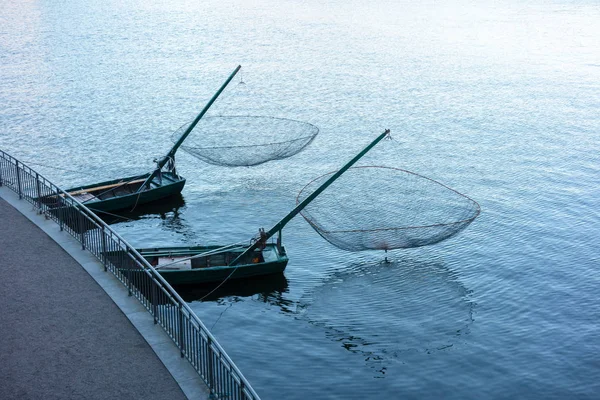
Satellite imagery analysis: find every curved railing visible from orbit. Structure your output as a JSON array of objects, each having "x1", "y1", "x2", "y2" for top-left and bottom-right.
[{"x1": 0, "y1": 149, "x2": 260, "y2": 400}]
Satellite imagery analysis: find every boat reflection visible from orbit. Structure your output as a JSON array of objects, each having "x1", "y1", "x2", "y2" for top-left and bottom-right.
[
  {"x1": 174, "y1": 272, "x2": 291, "y2": 306},
  {"x1": 96, "y1": 193, "x2": 186, "y2": 224}
]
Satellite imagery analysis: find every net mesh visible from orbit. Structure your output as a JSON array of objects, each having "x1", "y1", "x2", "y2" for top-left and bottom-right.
[
  {"x1": 173, "y1": 115, "x2": 319, "y2": 167},
  {"x1": 297, "y1": 166, "x2": 480, "y2": 251}
]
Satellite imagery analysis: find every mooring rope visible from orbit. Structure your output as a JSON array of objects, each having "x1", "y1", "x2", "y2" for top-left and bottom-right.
[
  {"x1": 89, "y1": 208, "x2": 134, "y2": 222},
  {"x1": 198, "y1": 263, "x2": 243, "y2": 302}
]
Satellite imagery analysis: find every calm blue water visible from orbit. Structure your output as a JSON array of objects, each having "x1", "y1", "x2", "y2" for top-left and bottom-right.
[{"x1": 2, "y1": 0, "x2": 599, "y2": 398}]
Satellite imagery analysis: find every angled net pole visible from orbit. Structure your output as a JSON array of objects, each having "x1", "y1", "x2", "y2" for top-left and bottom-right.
[
  {"x1": 166, "y1": 65, "x2": 242, "y2": 163},
  {"x1": 138, "y1": 65, "x2": 242, "y2": 192},
  {"x1": 229, "y1": 129, "x2": 391, "y2": 266}
]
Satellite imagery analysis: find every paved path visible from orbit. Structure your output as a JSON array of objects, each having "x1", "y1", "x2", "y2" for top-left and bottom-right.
[{"x1": 0, "y1": 195, "x2": 192, "y2": 400}]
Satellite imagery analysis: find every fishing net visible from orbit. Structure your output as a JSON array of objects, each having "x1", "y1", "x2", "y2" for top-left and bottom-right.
[
  {"x1": 297, "y1": 166, "x2": 480, "y2": 251},
  {"x1": 172, "y1": 115, "x2": 319, "y2": 167}
]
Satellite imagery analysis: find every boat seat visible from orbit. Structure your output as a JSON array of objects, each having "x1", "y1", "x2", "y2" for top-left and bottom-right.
[{"x1": 191, "y1": 257, "x2": 208, "y2": 269}]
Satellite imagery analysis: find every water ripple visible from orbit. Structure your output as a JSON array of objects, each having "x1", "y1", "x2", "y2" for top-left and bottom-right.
[{"x1": 295, "y1": 258, "x2": 475, "y2": 371}]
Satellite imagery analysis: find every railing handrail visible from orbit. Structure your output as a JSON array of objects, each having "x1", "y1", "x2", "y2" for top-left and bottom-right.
[{"x1": 0, "y1": 148, "x2": 260, "y2": 400}]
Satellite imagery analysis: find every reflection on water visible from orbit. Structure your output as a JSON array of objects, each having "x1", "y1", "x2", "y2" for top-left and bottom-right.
[
  {"x1": 98, "y1": 193, "x2": 186, "y2": 224},
  {"x1": 296, "y1": 258, "x2": 474, "y2": 375},
  {"x1": 175, "y1": 272, "x2": 290, "y2": 307},
  {"x1": 97, "y1": 193, "x2": 207, "y2": 244}
]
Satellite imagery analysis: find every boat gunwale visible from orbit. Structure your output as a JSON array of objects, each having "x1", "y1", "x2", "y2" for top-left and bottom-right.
[
  {"x1": 65, "y1": 171, "x2": 184, "y2": 193},
  {"x1": 138, "y1": 243, "x2": 287, "y2": 265}
]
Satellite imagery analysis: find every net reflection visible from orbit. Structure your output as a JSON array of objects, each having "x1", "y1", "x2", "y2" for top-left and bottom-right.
[{"x1": 296, "y1": 258, "x2": 475, "y2": 375}]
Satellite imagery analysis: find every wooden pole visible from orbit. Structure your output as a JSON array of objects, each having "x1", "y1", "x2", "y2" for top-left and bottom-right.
[
  {"x1": 229, "y1": 129, "x2": 390, "y2": 265},
  {"x1": 138, "y1": 65, "x2": 241, "y2": 192}
]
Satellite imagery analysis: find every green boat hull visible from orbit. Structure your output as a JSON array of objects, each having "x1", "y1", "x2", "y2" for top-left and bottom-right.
[
  {"x1": 137, "y1": 243, "x2": 288, "y2": 285},
  {"x1": 65, "y1": 172, "x2": 186, "y2": 213}
]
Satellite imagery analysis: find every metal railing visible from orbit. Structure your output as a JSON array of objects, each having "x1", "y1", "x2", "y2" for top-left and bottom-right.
[{"x1": 0, "y1": 149, "x2": 260, "y2": 400}]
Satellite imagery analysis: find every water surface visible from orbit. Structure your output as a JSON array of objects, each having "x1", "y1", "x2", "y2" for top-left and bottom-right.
[{"x1": 1, "y1": 1, "x2": 599, "y2": 398}]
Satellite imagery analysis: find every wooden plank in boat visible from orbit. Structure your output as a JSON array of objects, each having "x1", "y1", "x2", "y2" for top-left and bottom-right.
[
  {"x1": 71, "y1": 192, "x2": 96, "y2": 202},
  {"x1": 67, "y1": 179, "x2": 146, "y2": 196},
  {"x1": 158, "y1": 257, "x2": 192, "y2": 270}
]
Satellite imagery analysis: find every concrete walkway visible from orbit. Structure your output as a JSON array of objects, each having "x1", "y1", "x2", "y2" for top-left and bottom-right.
[{"x1": 0, "y1": 188, "x2": 210, "y2": 400}]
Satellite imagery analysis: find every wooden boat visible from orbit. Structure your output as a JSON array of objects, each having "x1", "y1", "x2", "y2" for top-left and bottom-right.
[
  {"x1": 63, "y1": 66, "x2": 241, "y2": 214},
  {"x1": 64, "y1": 172, "x2": 184, "y2": 213},
  {"x1": 136, "y1": 129, "x2": 391, "y2": 285},
  {"x1": 138, "y1": 243, "x2": 288, "y2": 285}
]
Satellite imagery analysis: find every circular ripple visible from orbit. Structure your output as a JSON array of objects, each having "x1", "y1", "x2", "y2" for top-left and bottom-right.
[{"x1": 296, "y1": 258, "x2": 475, "y2": 362}]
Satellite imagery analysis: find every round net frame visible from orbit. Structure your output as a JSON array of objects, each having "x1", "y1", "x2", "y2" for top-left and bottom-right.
[
  {"x1": 172, "y1": 115, "x2": 319, "y2": 167},
  {"x1": 297, "y1": 166, "x2": 481, "y2": 251}
]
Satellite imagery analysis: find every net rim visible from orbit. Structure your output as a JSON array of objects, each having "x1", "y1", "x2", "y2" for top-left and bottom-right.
[
  {"x1": 296, "y1": 165, "x2": 482, "y2": 232},
  {"x1": 303, "y1": 216, "x2": 476, "y2": 234},
  {"x1": 174, "y1": 115, "x2": 319, "y2": 151}
]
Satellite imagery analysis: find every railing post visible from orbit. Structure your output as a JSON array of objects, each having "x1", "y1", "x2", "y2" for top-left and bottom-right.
[
  {"x1": 152, "y1": 281, "x2": 158, "y2": 324},
  {"x1": 57, "y1": 190, "x2": 64, "y2": 230},
  {"x1": 0, "y1": 157, "x2": 4, "y2": 187},
  {"x1": 179, "y1": 303, "x2": 185, "y2": 358},
  {"x1": 79, "y1": 210, "x2": 86, "y2": 250},
  {"x1": 57, "y1": 189, "x2": 65, "y2": 231},
  {"x1": 35, "y1": 173, "x2": 42, "y2": 214},
  {"x1": 208, "y1": 337, "x2": 215, "y2": 392},
  {"x1": 101, "y1": 226, "x2": 108, "y2": 270},
  {"x1": 127, "y1": 253, "x2": 132, "y2": 296},
  {"x1": 16, "y1": 160, "x2": 22, "y2": 199}
]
